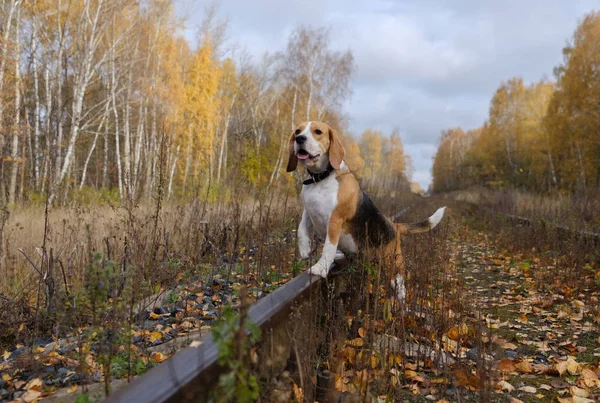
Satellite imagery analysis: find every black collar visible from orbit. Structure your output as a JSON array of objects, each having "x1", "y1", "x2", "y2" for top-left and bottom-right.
[{"x1": 303, "y1": 164, "x2": 335, "y2": 185}]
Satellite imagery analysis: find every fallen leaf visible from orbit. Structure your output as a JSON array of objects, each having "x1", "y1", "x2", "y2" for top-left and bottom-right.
[
  {"x1": 447, "y1": 323, "x2": 470, "y2": 341},
  {"x1": 581, "y1": 368, "x2": 598, "y2": 381},
  {"x1": 292, "y1": 382, "x2": 303, "y2": 402},
  {"x1": 405, "y1": 370, "x2": 418, "y2": 378},
  {"x1": 358, "y1": 327, "x2": 366, "y2": 338},
  {"x1": 496, "y1": 380, "x2": 515, "y2": 392},
  {"x1": 452, "y1": 369, "x2": 468, "y2": 387},
  {"x1": 567, "y1": 358, "x2": 581, "y2": 375},
  {"x1": 68, "y1": 384, "x2": 78, "y2": 393},
  {"x1": 348, "y1": 338, "x2": 364, "y2": 347},
  {"x1": 569, "y1": 386, "x2": 589, "y2": 398},
  {"x1": 151, "y1": 352, "x2": 166, "y2": 363},
  {"x1": 556, "y1": 358, "x2": 581, "y2": 376},
  {"x1": 149, "y1": 331, "x2": 163, "y2": 343},
  {"x1": 498, "y1": 358, "x2": 517, "y2": 374},
  {"x1": 519, "y1": 386, "x2": 537, "y2": 393},
  {"x1": 515, "y1": 360, "x2": 533, "y2": 373},
  {"x1": 370, "y1": 354, "x2": 379, "y2": 369},
  {"x1": 21, "y1": 389, "x2": 42, "y2": 403},
  {"x1": 551, "y1": 379, "x2": 570, "y2": 389},
  {"x1": 25, "y1": 378, "x2": 43, "y2": 391}
]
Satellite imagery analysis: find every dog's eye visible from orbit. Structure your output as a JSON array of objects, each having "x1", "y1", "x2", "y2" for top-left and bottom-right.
[
  {"x1": 295, "y1": 129, "x2": 301, "y2": 135},
  {"x1": 315, "y1": 129, "x2": 322, "y2": 135}
]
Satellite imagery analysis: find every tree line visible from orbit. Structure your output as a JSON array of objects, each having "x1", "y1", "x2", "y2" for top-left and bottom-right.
[
  {"x1": 0, "y1": 0, "x2": 414, "y2": 207},
  {"x1": 432, "y1": 10, "x2": 600, "y2": 195}
]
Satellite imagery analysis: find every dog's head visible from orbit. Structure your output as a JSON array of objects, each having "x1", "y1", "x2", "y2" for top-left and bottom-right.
[{"x1": 286, "y1": 121, "x2": 346, "y2": 172}]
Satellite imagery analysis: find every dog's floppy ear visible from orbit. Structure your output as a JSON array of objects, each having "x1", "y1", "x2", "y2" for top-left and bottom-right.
[
  {"x1": 286, "y1": 131, "x2": 298, "y2": 172},
  {"x1": 328, "y1": 126, "x2": 346, "y2": 170}
]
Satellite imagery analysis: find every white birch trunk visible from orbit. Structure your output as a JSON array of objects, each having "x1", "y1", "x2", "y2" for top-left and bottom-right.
[
  {"x1": 79, "y1": 104, "x2": 108, "y2": 189},
  {"x1": 0, "y1": 0, "x2": 19, "y2": 153},
  {"x1": 32, "y1": 33, "x2": 41, "y2": 188},
  {"x1": 52, "y1": 0, "x2": 106, "y2": 203},
  {"x1": 8, "y1": 6, "x2": 21, "y2": 205},
  {"x1": 217, "y1": 95, "x2": 236, "y2": 181},
  {"x1": 168, "y1": 145, "x2": 181, "y2": 199}
]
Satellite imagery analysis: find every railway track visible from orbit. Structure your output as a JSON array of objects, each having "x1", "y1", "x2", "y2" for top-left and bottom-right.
[
  {"x1": 105, "y1": 202, "x2": 422, "y2": 403},
  {"x1": 105, "y1": 199, "x2": 599, "y2": 402}
]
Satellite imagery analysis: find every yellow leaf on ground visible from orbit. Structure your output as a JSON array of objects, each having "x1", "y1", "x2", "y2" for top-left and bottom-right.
[
  {"x1": 68, "y1": 384, "x2": 78, "y2": 393},
  {"x1": 292, "y1": 382, "x2": 303, "y2": 402},
  {"x1": 348, "y1": 338, "x2": 364, "y2": 347},
  {"x1": 570, "y1": 386, "x2": 589, "y2": 398},
  {"x1": 151, "y1": 352, "x2": 167, "y2": 363},
  {"x1": 405, "y1": 370, "x2": 418, "y2": 378},
  {"x1": 370, "y1": 355, "x2": 379, "y2": 369},
  {"x1": 25, "y1": 378, "x2": 43, "y2": 391},
  {"x1": 556, "y1": 360, "x2": 568, "y2": 376},
  {"x1": 581, "y1": 368, "x2": 597, "y2": 380},
  {"x1": 447, "y1": 323, "x2": 470, "y2": 341},
  {"x1": 515, "y1": 360, "x2": 533, "y2": 373},
  {"x1": 358, "y1": 327, "x2": 366, "y2": 338},
  {"x1": 498, "y1": 358, "x2": 517, "y2": 374},
  {"x1": 149, "y1": 331, "x2": 163, "y2": 343},
  {"x1": 567, "y1": 358, "x2": 581, "y2": 375},
  {"x1": 21, "y1": 389, "x2": 42, "y2": 403}
]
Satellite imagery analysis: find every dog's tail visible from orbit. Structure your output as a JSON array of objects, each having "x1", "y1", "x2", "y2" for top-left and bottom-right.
[{"x1": 395, "y1": 206, "x2": 446, "y2": 235}]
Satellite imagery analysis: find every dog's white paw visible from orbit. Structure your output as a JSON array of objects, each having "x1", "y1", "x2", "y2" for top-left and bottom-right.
[
  {"x1": 299, "y1": 243, "x2": 312, "y2": 259},
  {"x1": 307, "y1": 260, "x2": 331, "y2": 278},
  {"x1": 391, "y1": 274, "x2": 406, "y2": 302},
  {"x1": 334, "y1": 250, "x2": 345, "y2": 261}
]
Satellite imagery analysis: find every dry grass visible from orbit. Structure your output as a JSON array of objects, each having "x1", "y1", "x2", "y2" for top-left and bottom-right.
[
  {"x1": 448, "y1": 186, "x2": 600, "y2": 230},
  {"x1": 0, "y1": 187, "x2": 300, "y2": 348}
]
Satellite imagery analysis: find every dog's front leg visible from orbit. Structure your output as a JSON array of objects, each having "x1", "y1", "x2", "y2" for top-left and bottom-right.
[
  {"x1": 298, "y1": 209, "x2": 312, "y2": 259},
  {"x1": 308, "y1": 215, "x2": 342, "y2": 278}
]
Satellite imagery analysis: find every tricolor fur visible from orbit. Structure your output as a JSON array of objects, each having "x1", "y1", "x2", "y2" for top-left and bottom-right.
[{"x1": 287, "y1": 121, "x2": 446, "y2": 301}]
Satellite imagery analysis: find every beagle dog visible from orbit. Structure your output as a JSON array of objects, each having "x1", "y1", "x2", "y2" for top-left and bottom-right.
[{"x1": 287, "y1": 121, "x2": 446, "y2": 301}]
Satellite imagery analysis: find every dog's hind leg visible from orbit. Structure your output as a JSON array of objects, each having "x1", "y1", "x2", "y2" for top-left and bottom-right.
[{"x1": 386, "y1": 236, "x2": 407, "y2": 303}]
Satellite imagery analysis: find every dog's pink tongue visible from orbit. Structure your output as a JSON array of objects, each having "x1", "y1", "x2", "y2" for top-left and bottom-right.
[{"x1": 297, "y1": 153, "x2": 309, "y2": 160}]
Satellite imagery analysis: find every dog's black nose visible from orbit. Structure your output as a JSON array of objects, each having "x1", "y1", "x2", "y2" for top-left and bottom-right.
[{"x1": 295, "y1": 135, "x2": 307, "y2": 144}]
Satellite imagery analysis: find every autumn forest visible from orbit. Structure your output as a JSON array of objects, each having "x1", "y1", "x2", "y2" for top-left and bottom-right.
[
  {"x1": 432, "y1": 11, "x2": 600, "y2": 196},
  {"x1": 0, "y1": 0, "x2": 415, "y2": 208}
]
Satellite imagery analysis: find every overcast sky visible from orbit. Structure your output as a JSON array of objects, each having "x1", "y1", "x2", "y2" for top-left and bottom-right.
[{"x1": 176, "y1": 0, "x2": 597, "y2": 190}]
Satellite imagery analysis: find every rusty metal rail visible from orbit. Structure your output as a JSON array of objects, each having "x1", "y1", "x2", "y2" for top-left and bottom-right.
[
  {"x1": 497, "y1": 212, "x2": 600, "y2": 244},
  {"x1": 106, "y1": 267, "x2": 342, "y2": 403}
]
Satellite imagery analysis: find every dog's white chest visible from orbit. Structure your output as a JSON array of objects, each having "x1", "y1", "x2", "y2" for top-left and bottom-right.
[{"x1": 301, "y1": 175, "x2": 338, "y2": 238}]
